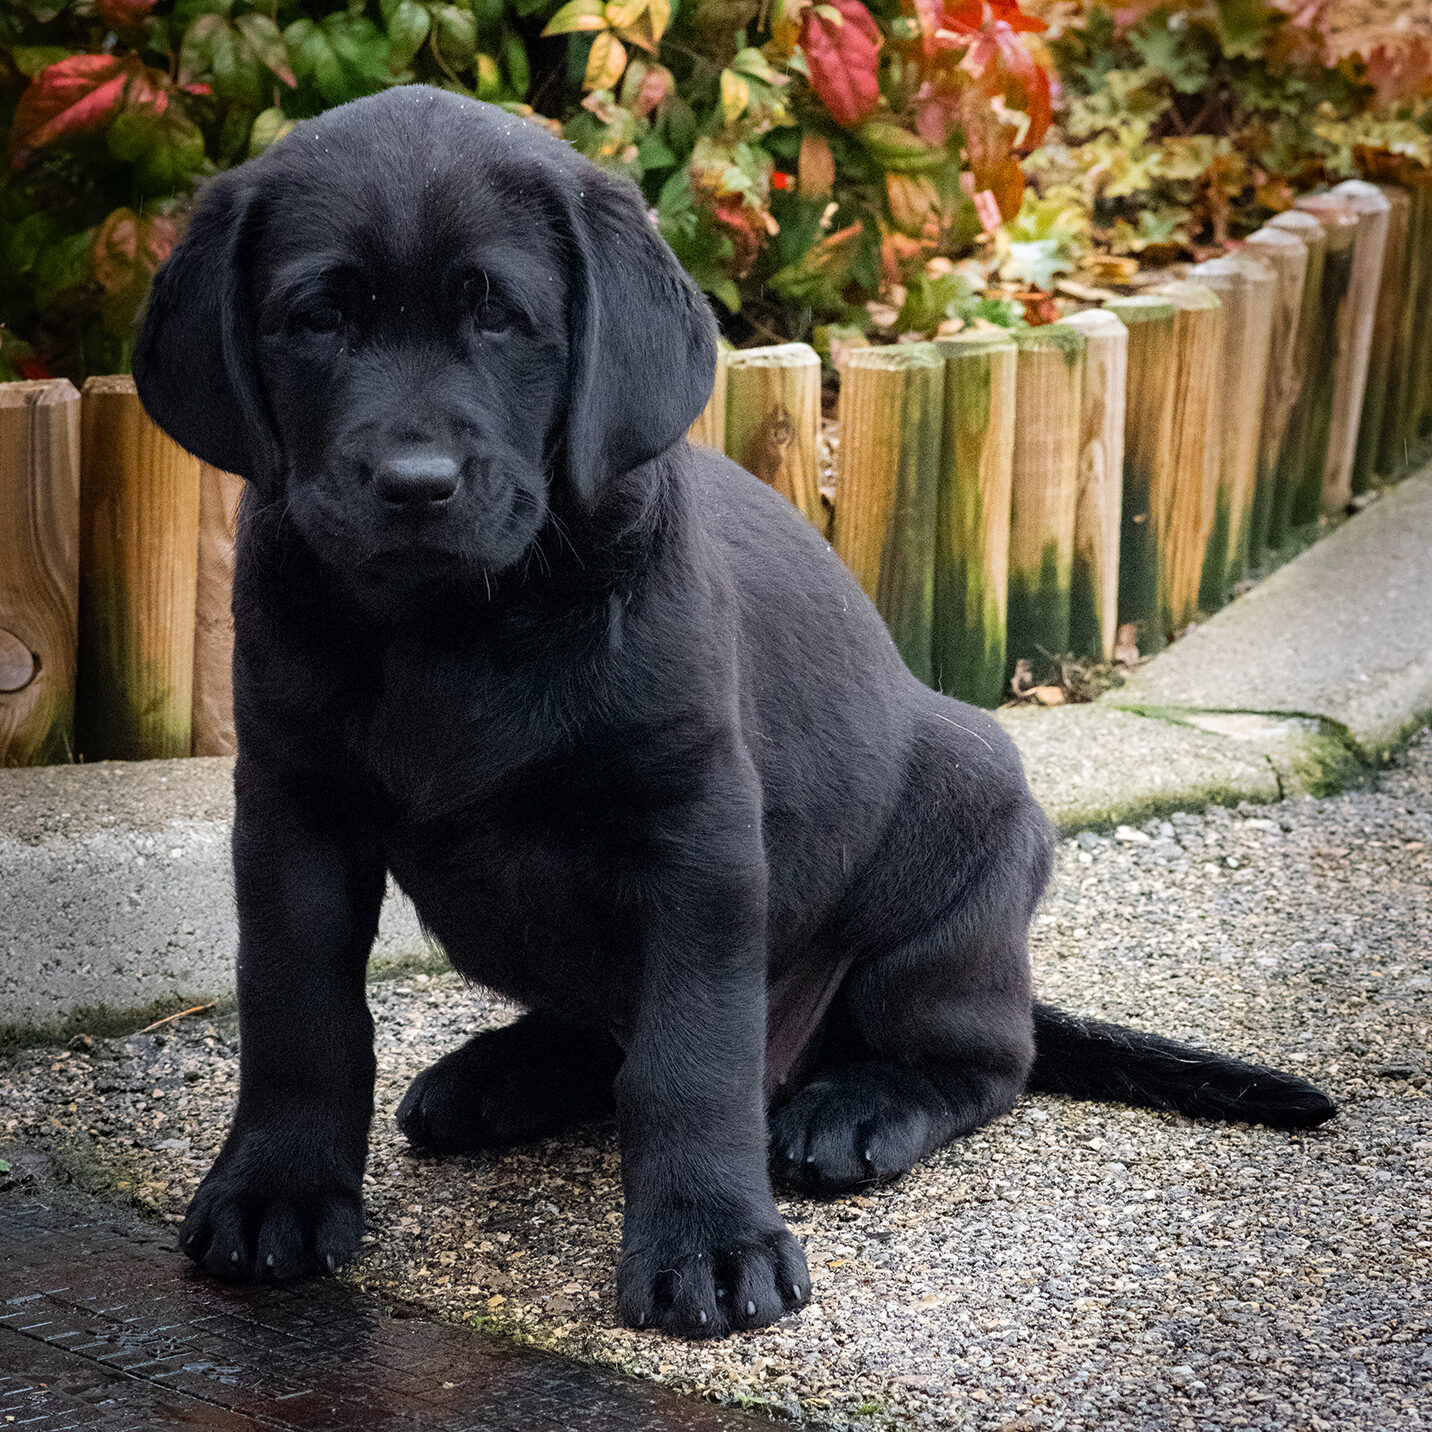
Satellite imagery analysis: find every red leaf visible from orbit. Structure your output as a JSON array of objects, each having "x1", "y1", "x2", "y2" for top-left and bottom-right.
[
  {"x1": 96, "y1": 0, "x2": 160, "y2": 25},
  {"x1": 801, "y1": 0, "x2": 883, "y2": 129},
  {"x1": 15, "y1": 355, "x2": 54, "y2": 381},
  {"x1": 8, "y1": 55, "x2": 167, "y2": 161}
]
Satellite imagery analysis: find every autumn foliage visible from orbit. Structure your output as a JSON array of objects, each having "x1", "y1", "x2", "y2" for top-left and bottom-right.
[{"x1": 4, "y1": 0, "x2": 1432, "y2": 380}]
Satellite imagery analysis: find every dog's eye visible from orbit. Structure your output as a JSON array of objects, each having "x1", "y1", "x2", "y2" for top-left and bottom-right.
[
  {"x1": 292, "y1": 303, "x2": 344, "y2": 336},
  {"x1": 474, "y1": 298, "x2": 516, "y2": 336}
]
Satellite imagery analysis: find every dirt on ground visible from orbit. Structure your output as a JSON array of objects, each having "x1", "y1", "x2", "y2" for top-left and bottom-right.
[{"x1": 3, "y1": 735, "x2": 1429, "y2": 1431}]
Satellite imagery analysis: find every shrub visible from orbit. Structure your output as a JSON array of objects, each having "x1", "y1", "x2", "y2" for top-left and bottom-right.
[{"x1": 1, "y1": 0, "x2": 1055, "y2": 380}]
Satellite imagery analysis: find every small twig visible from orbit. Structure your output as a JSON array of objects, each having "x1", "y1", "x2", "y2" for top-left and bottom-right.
[{"x1": 137, "y1": 1003, "x2": 215, "y2": 1035}]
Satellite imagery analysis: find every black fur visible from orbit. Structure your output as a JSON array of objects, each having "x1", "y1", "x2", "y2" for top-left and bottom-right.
[{"x1": 132, "y1": 87, "x2": 1335, "y2": 1341}]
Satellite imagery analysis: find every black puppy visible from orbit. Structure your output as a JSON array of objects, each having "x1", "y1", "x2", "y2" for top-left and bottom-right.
[{"x1": 134, "y1": 87, "x2": 1334, "y2": 1339}]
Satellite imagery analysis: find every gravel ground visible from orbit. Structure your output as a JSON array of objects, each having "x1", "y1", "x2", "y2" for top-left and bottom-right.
[{"x1": 3, "y1": 733, "x2": 1430, "y2": 1431}]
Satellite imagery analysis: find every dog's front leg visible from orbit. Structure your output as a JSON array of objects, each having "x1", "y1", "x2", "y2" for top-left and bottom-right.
[
  {"x1": 179, "y1": 756, "x2": 385, "y2": 1281},
  {"x1": 614, "y1": 772, "x2": 811, "y2": 1338}
]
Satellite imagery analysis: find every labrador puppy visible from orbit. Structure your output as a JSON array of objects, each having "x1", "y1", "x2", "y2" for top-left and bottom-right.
[{"x1": 133, "y1": 87, "x2": 1335, "y2": 1339}]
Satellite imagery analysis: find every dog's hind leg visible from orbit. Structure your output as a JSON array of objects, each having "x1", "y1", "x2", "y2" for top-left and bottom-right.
[
  {"x1": 769, "y1": 707, "x2": 1052, "y2": 1197},
  {"x1": 397, "y1": 1011, "x2": 622, "y2": 1153}
]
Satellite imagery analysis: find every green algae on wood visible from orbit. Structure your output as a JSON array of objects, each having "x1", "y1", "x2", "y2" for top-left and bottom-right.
[
  {"x1": 75, "y1": 376, "x2": 200, "y2": 762},
  {"x1": 1265, "y1": 209, "x2": 1327, "y2": 546},
  {"x1": 1062, "y1": 309, "x2": 1128, "y2": 662},
  {"x1": 1190, "y1": 255, "x2": 1276, "y2": 609},
  {"x1": 833, "y1": 344, "x2": 946, "y2": 684},
  {"x1": 1104, "y1": 296, "x2": 1177, "y2": 657},
  {"x1": 1242, "y1": 227, "x2": 1310, "y2": 563},
  {"x1": 1348, "y1": 182, "x2": 1409, "y2": 492},
  {"x1": 1289, "y1": 196, "x2": 1360, "y2": 518},
  {"x1": 1149, "y1": 280, "x2": 1223, "y2": 636},
  {"x1": 932, "y1": 331, "x2": 1016, "y2": 707},
  {"x1": 1007, "y1": 324, "x2": 1086, "y2": 684}
]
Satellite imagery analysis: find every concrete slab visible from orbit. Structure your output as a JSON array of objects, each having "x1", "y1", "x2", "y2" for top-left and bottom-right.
[
  {"x1": 994, "y1": 703, "x2": 1280, "y2": 832},
  {"x1": 1109, "y1": 467, "x2": 1432, "y2": 758},
  {"x1": 0, "y1": 758, "x2": 434, "y2": 1048}
]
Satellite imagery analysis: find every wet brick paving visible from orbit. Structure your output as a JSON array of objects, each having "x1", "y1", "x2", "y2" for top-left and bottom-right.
[{"x1": 0, "y1": 1191, "x2": 770, "y2": 1432}]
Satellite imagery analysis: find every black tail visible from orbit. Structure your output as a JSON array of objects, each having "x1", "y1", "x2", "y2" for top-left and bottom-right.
[{"x1": 1027, "y1": 1003, "x2": 1338, "y2": 1129}]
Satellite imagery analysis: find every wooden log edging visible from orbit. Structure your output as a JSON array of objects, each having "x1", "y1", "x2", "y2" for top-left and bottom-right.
[
  {"x1": 1105, "y1": 295, "x2": 1178, "y2": 657},
  {"x1": 76, "y1": 375, "x2": 201, "y2": 762},
  {"x1": 1007, "y1": 323, "x2": 1086, "y2": 683},
  {"x1": 724, "y1": 343, "x2": 823, "y2": 528},
  {"x1": 1351, "y1": 182, "x2": 1410, "y2": 492},
  {"x1": 1265, "y1": 209, "x2": 1328, "y2": 544},
  {"x1": 1189, "y1": 254, "x2": 1277, "y2": 608},
  {"x1": 0, "y1": 380, "x2": 81, "y2": 767},
  {"x1": 1061, "y1": 309, "x2": 1128, "y2": 662},
  {"x1": 1241, "y1": 227, "x2": 1309, "y2": 563},
  {"x1": 1149, "y1": 280, "x2": 1223, "y2": 634},
  {"x1": 191, "y1": 464, "x2": 244, "y2": 758},
  {"x1": 1388, "y1": 168, "x2": 1432, "y2": 464},
  {"x1": 687, "y1": 340, "x2": 731, "y2": 452},
  {"x1": 1295, "y1": 189, "x2": 1388, "y2": 514},
  {"x1": 933, "y1": 331, "x2": 1016, "y2": 707},
  {"x1": 833, "y1": 344, "x2": 945, "y2": 685}
]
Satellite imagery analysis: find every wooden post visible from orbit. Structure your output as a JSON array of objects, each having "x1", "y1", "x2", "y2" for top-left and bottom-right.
[
  {"x1": 1347, "y1": 182, "x2": 1410, "y2": 491},
  {"x1": 1266, "y1": 208, "x2": 1328, "y2": 542},
  {"x1": 1189, "y1": 255, "x2": 1276, "y2": 607},
  {"x1": 1381, "y1": 168, "x2": 1432, "y2": 475},
  {"x1": 190, "y1": 463, "x2": 244, "y2": 757},
  {"x1": 1104, "y1": 296, "x2": 1177, "y2": 657},
  {"x1": 687, "y1": 340, "x2": 731, "y2": 451},
  {"x1": 1277, "y1": 203, "x2": 1355, "y2": 524},
  {"x1": 1150, "y1": 280, "x2": 1223, "y2": 633},
  {"x1": 724, "y1": 344, "x2": 823, "y2": 528},
  {"x1": 0, "y1": 380, "x2": 80, "y2": 766},
  {"x1": 1060, "y1": 309, "x2": 1127, "y2": 661},
  {"x1": 1006, "y1": 323, "x2": 1085, "y2": 684},
  {"x1": 1395, "y1": 169, "x2": 1432, "y2": 456},
  {"x1": 1296, "y1": 188, "x2": 1388, "y2": 513},
  {"x1": 833, "y1": 344, "x2": 945, "y2": 685},
  {"x1": 1241, "y1": 227, "x2": 1308, "y2": 562},
  {"x1": 932, "y1": 331, "x2": 1016, "y2": 707},
  {"x1": 76, "y1": 375, "x2": 201, "y2": 761}
]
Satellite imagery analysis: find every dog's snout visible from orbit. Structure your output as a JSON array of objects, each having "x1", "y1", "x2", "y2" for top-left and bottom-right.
[{"x1": 374, "y1": 452, "x2": 461, "y2": 507}]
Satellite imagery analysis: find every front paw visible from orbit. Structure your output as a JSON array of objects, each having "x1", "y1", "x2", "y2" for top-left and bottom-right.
[
  {"x1": 617, "y1": 1214, "x2": 811, "y2": 1338},
  {"x1": 179, "y1": 1127, "x2": 364, "y2": 1282}
]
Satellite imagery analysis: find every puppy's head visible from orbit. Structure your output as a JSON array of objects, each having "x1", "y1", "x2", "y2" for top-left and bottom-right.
[{"x1": 133, "y1": 87, "x2": 716, "y2": 582}]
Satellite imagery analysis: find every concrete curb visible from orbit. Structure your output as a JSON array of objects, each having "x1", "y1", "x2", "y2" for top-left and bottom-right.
[
  {"x1": 1107, "y1": 466, "x2": 1432, "y2": 761},
  {"x1": 1, "y1": 757, "x2": 436, "y2": 1050}
]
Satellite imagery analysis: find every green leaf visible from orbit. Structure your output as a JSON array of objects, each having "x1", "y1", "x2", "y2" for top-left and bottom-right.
[
  {"x1": 730, "y1": 46, "x2": 781, "y2": 85},
  {"x1": 12, "y1": 46, "x2": 72, "y2": 78},
  {"x1": 433, "y1": 5, "x2": 478, "y2": 66},
  {"x1": 502, "y1": 31, "x2": 530, "y2": 97},
  {"x1": 0, "y1": 1159, "x2": 10, "y2": 1174},
  {"x1": 249, "y1": 105, "x2": 295, "y2": 156},
  {"x1": 1129, "y1": 22, "x2": 1209, "y2": 95},
  {"x1": 542, "y1": 0, "x2": 607, "y2": 36},
  {"x1": 34, "y1": 229, "x2": 95, "y2": 307},
  {"x1": 235, "y1": 12, "x2": 297, "y2": 87},
  {"x1": 385, "y1": 0, "x2": 431, "y2": 69},
  {"x1": 857, "y1": 120, "x2": 945, "y2": 174},
  {"x1": 1002, "y1": 238, "x2": 1072, "y2": 291},
  {"x1": 107, "y1": 108, "x2": 208, "y2": 194},
  {"x1": 637, "y1": 130, "x2": 674, "y2": 168}
]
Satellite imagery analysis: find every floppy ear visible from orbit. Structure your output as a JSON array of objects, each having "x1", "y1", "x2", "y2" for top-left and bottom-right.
[
  {"x1": 132, "y1": 169, "x2": 279, "y2": 488},
  {"x1": 560, "y1": 169, "x2": 718, "y2": 501}
]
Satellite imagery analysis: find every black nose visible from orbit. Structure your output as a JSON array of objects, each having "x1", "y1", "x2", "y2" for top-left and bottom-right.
[{"x1": 374, "y1": 452, "x2": 460, "y2": 506}]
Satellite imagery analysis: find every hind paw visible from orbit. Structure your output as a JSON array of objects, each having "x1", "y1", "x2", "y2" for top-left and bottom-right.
[{"x1": 768, "y1": 1064, "x2": 947, "y2": 1197}]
